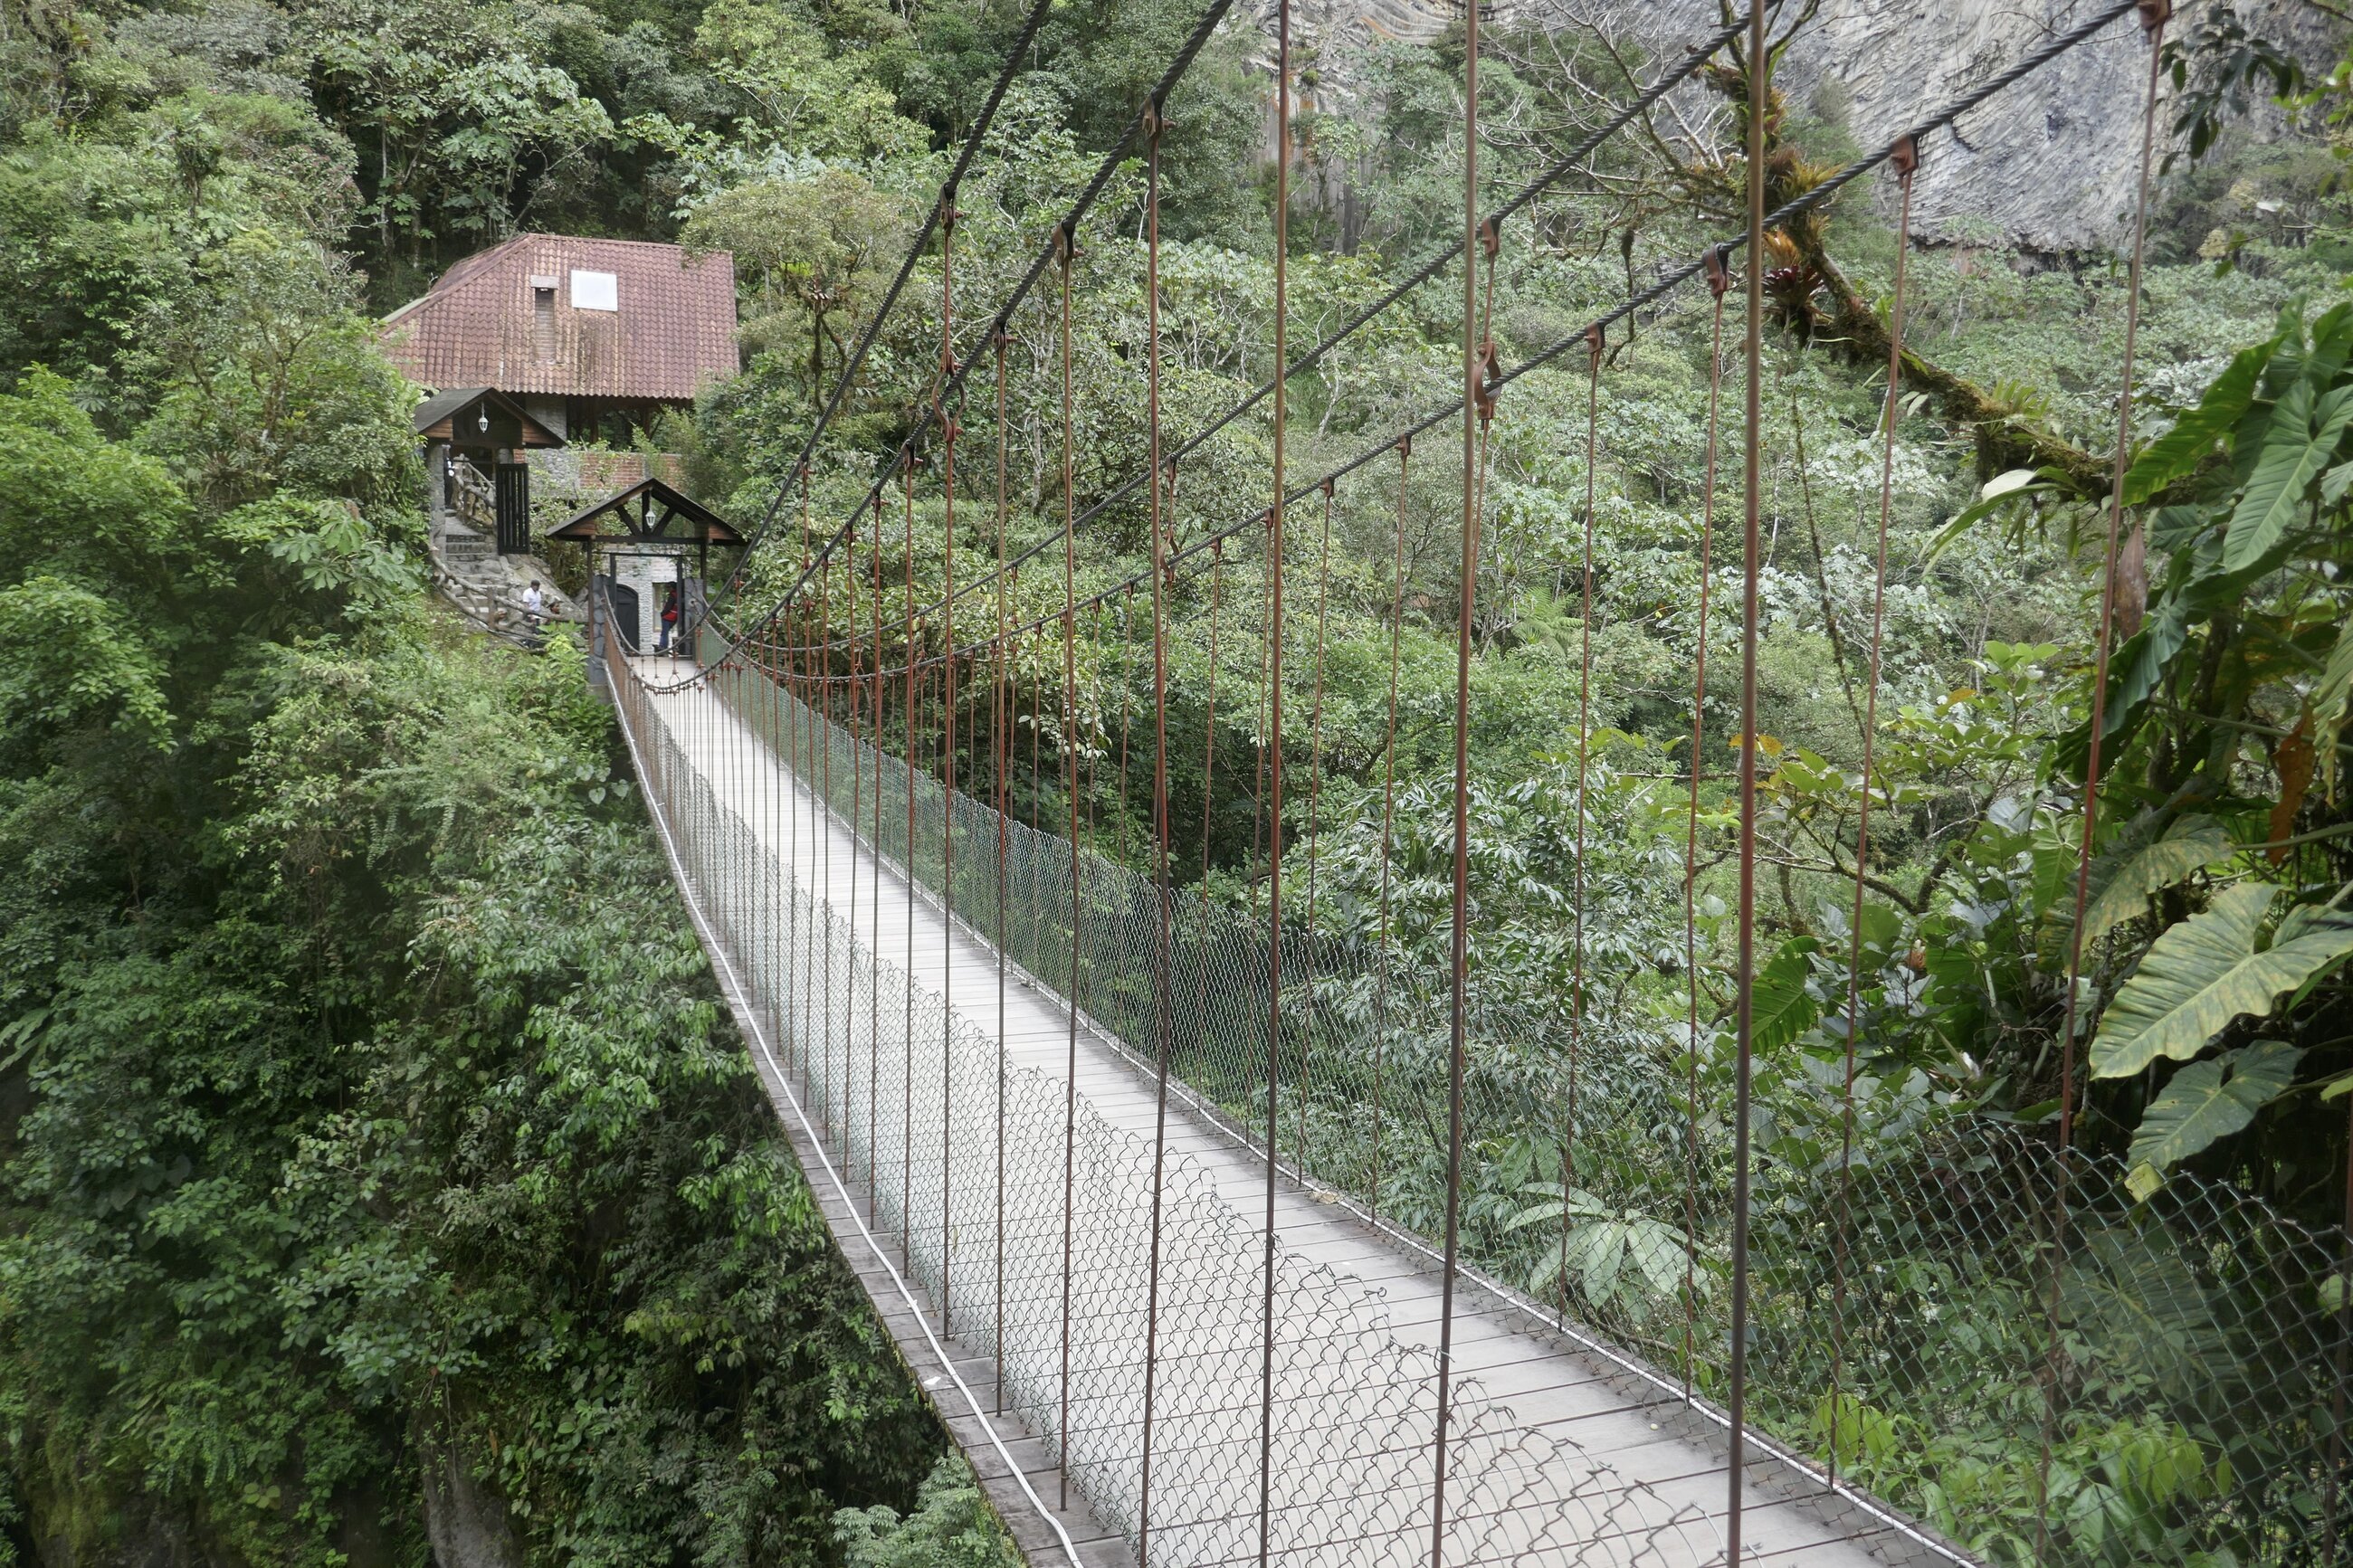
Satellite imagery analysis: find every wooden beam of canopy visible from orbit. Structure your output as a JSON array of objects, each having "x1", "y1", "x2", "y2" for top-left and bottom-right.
[
  {"x1": 548, "y1": 478, "x2": 744, "y2": 546},
  {"x1": 412, "y1": 386, "x2": 565, "y2": 449}
]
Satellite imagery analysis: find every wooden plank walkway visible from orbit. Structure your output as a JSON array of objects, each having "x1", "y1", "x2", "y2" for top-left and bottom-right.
[{"x1": 620, "y1": 658, "x2": 1971, "y2": 1568}]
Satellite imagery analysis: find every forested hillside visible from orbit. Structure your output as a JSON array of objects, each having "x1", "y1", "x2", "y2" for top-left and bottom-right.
[
  {"x1": 0, "y1": 1, "x2": 1017, "y2": 1562},
  {"x1": 5, "y1": 0, "x2": 2353, "y2": 1562}
]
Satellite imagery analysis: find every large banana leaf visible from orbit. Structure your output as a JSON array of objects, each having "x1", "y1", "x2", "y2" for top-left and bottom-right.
[
  {"x1": 2125, "y1": 1039, "x2": 2303, "y2": 1193},
  {"x1": 2223, "y1": 381, "x2": 2353, "y2": 571},
  {"x1": 2091, "y1": 883, "x2": 2353, "y2": 1078}
]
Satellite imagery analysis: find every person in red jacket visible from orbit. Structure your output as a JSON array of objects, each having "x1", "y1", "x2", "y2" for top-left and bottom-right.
[{"x1": 657, "y1": 581, "x2": 681, "y2": 655}]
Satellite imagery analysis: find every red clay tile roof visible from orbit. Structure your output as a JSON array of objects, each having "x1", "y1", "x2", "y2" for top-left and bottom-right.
[{"x1": 377, "y1": 234, "x2": 738, "y2": 403}]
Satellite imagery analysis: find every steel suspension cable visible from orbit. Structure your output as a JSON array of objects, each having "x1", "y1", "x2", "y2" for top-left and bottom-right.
[
  {"x1": 824, "y1": 13, "x2": 1757, "y2": 651},
  {"x1": 1191, "y1": 534, "x2": 1226, "y2": 1094},
  {"x1": 902, "y1": 455, "x2": 919, "y2": 1271},
  {"x1": 819, "y1": 546, "x2": 838, "y2": 1146},
  {"x1": 1117, "y1": 587, "x2": 1136, "y2": 869},
  {"x1": 1829, "y1": 133, "x2": 1917, "y2": 1491},
  {"x1": 1299, "y1": 478, "x2": 1335, "y2": 1172},
  {"x1": 1138, "y1": 103, "x2": 1173, "y2": 1565},
  {"x1": 697, "y1": 0, "x2": 1245, "y2": 674},
  {"x1": 870, "y1": 491, "x2": 887, "y2": 1212},
  {"x1": 1372, "y1": 436, "x2": 1409, "y2": 1225},
  {"x1": 722, "y1": 0, "x2": 1054, "y2": 587},
  {"x1": 1728, "y1": 0, "x2": 1767, "y2": 1553},
  {"x1": 2039, "y1": 5, "x2": 2169, "y2": 1558},
  {"x1": 938, "y1": 198, "x2": 960, "y2": 1329},
  {"x1": 1565, "y1": 316, "x2": 1599, "y2": 1323},
  {"x1": 992, "y1": 328, "x2": 1012, "y2": 1415},
  {"x1": 1257, "y1": 5, "x2": 1291, "y2": 1556},
  {"x1": 770, "y1": 0, "x2": 2148, "y2": 700},
  {"x1": 1054, "y1": 223, "x2": 1081, "y2": 1511},
  {"x1": 847, "y1": 518, "x2": 866, "y2": 1186},
  {"x1": 1682, "y1": 248, "x2": 1730, "y2": 1400},
  {"x1": 790, "y1": 526, "x2": 809, "y2": 1081},
  {"x1": 1431, "y1": 0, "x2": 1478, "y2": 1554}
]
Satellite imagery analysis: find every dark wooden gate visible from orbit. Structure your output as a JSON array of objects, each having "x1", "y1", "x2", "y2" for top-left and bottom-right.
[
  {"x1": 495, "y1": 461, "x2": 531, "y2": 555},
  {"x1": 601, "y1": 575, "x2": 641, "y2": 654}
]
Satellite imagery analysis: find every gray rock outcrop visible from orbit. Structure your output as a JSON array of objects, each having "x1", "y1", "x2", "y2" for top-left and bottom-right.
[{"x1": 1244, "y1": 0, "x2": 2338, "y2": 252}]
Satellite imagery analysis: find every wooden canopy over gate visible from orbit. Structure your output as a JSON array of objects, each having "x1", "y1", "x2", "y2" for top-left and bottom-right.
[{"x1": 548, "y1": 478, "x2": 743, "y2": 549}]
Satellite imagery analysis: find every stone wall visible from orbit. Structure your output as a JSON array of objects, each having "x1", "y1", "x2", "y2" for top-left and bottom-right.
[{"x1": 529, "y1": 450, "x2": 688, "y2": 506}]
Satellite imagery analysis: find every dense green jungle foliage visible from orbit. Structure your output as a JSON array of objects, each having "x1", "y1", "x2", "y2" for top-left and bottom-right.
[
  {"x1": 7, "y1": 0, "x2": 2353, "y2": 1560},
  {"x1": 0, "y1": 4, "x2": 1036, "y2": 1564}
]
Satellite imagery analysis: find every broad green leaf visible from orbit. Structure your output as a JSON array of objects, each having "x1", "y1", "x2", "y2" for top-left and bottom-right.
[
  {"x1": 1745, "y1": 936, "x2": 1821, "y2": 1055},
  {"x1": 2100, "y1": 601, "x2": 2191, "y2": 736},
  {"x1": 1924, "y1": 470, "x2": 2058, "y2": 563},
  {"x1": 2125, "y1": 1040, "x2": 2303, "y2": 1187},
  {"x1": 2322, "y1": 459, "x2": 2353, "y2": 508},
  {"x1": 2146, "y1": 504, "x2": 2212, "y2": 550},
  {"x1": 2077, "y1": 817, "x2": 2234, "y2": 950},
  {"x1": 2092, "y1": 884, "x2": 2353, "y2": 1078},
  {"x1": 2123, "y1": 340, "x2": 2276, "y2": 505},
  {"x1": 2313, "y1": 614, "x2": 2353, "y2": 799},
  {"x1": 2223, "y1": 382, "x2": 2353, "y2": 572}
]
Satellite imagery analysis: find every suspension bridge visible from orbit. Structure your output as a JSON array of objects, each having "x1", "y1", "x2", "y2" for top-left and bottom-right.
[{"x1": 567, "y1": 1, "x2": 2353, "y2": 1563}]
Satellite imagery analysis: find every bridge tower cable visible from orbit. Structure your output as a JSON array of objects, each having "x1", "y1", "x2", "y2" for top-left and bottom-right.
[
  {"x1": 1117, "y1": 594, "x2": 1135, "y2": 873},
  {"x1": 1372, "y1": 436, "x2": 1409, "y2": 1229},
  {"x1": 1054, "y1": 219, "x2": 1081, "y2": 1513},
  {"x1": 818, "y1": 543, "x2": 836, "y2": 1145},
  {"x1": 938, "y1": 193, "x2": 960, "y2": 1332},
  {"x1": 1830, "y1": 131, "x2": 1918, "y2": 1492},
  {"x1": 790, "y1": 531, "x2": 809, "y2": 1080},
  {"x1": 714, "y1": 0, "x2": 1245, "y2": 695},
  {"x1": 851, "y1": 13, "x2": 1758, "y2": 658},
  {"x1": 1300, "y1": 476, "x2": 1336, "y2": 1174},
  {"x1": 871, "y1": 491, "x2": 889, "y2": 1205},
  {"x1": 1431, "y1": 0, "x2": 1478, "y2": 1555},
  {"x1": 1567, "y1": 315, "x2": 1600, "y2": 1323},
  {"x1": 721, "y1": 0, "x2": 1055, "y2": 594},
  {"x1": 1728, "y1": 0, "x2": 1769, "y2": 1554},
  {"x1": 1258, "y1": 1, "x2": 1291, "y2": 1558},
  {"x1": 1138, "y1": 99, "x2": 1173, "y2": 1564},
  {"x1": 851, "y1": 499, "x2": 870, "y2": 1198},
  {"x1": 853, "y1": 531, "x2": 872, "y2": 1188},
  {"x1": 1192, "y1": 531, "x2": 1227, "y2": 1151},
  {"x1": 991, "y1": 327, "x2": 1012, "y2": 1415},
  {"x1": 1683, "y1": 246, "x2": 1730, "y2": 1402},
  {"x1": 842, "y1": 0, "x2": 2152, "y2": 707},
  {"x1": 701, "y1": 4, "x2": 2137, "y2": 705},
  {"x1": 901, "y1": 454, "x2": 919, "y2": 1273},
  {"x1": 2039, "y1": 4, "x2": 2169, "y2": 1559}
]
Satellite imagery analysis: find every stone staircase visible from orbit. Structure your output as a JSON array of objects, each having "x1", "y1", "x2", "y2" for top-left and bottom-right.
[{"x1": 428, "y1": 520, "x2": 578, "y2": 650}]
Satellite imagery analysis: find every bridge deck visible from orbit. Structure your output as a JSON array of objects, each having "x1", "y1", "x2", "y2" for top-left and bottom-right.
[{"x1": 626, "y1": 661, "x2": 1954, "y2": 1568}]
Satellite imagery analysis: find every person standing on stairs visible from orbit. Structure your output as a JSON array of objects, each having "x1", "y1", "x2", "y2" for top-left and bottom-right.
[{"x1": 523, "y1": 580, "x2": 544, "y2": 628}]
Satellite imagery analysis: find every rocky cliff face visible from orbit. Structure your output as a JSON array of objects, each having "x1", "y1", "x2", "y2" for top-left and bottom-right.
[{"x1": 1247, "y1": 0, "x2": 2333, "y2": 253}]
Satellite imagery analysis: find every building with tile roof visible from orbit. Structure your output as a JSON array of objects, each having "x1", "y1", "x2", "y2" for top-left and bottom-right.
[{"x1": 378, "y1": 233, "x2": 738, "y2": 443}]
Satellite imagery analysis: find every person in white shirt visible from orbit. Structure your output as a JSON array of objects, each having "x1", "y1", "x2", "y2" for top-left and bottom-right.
[{"x1": 523, "y1": 580, "x2": 545, "y2": 625}]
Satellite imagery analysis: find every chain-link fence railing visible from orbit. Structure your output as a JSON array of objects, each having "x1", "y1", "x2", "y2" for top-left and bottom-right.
[
  {"x1": 611, "y1": 649, "x2": 1727, "y2": 1566},
  {"x1": 686, "y1": 637, "x2": 2352, "y2": 1568}
]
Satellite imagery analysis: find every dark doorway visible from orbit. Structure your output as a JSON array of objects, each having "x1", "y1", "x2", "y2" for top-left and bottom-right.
[
  {"x1": 495, "y1": 461, "x2": 531, "y2": 555},
  {"x1": 601, "y1": 575, "x2": 641, "y2": 653}
]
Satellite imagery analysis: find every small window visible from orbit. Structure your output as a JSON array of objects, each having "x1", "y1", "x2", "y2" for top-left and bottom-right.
[{"x1": 570, "y1": 269, "x2": 618, "y2": 311}]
